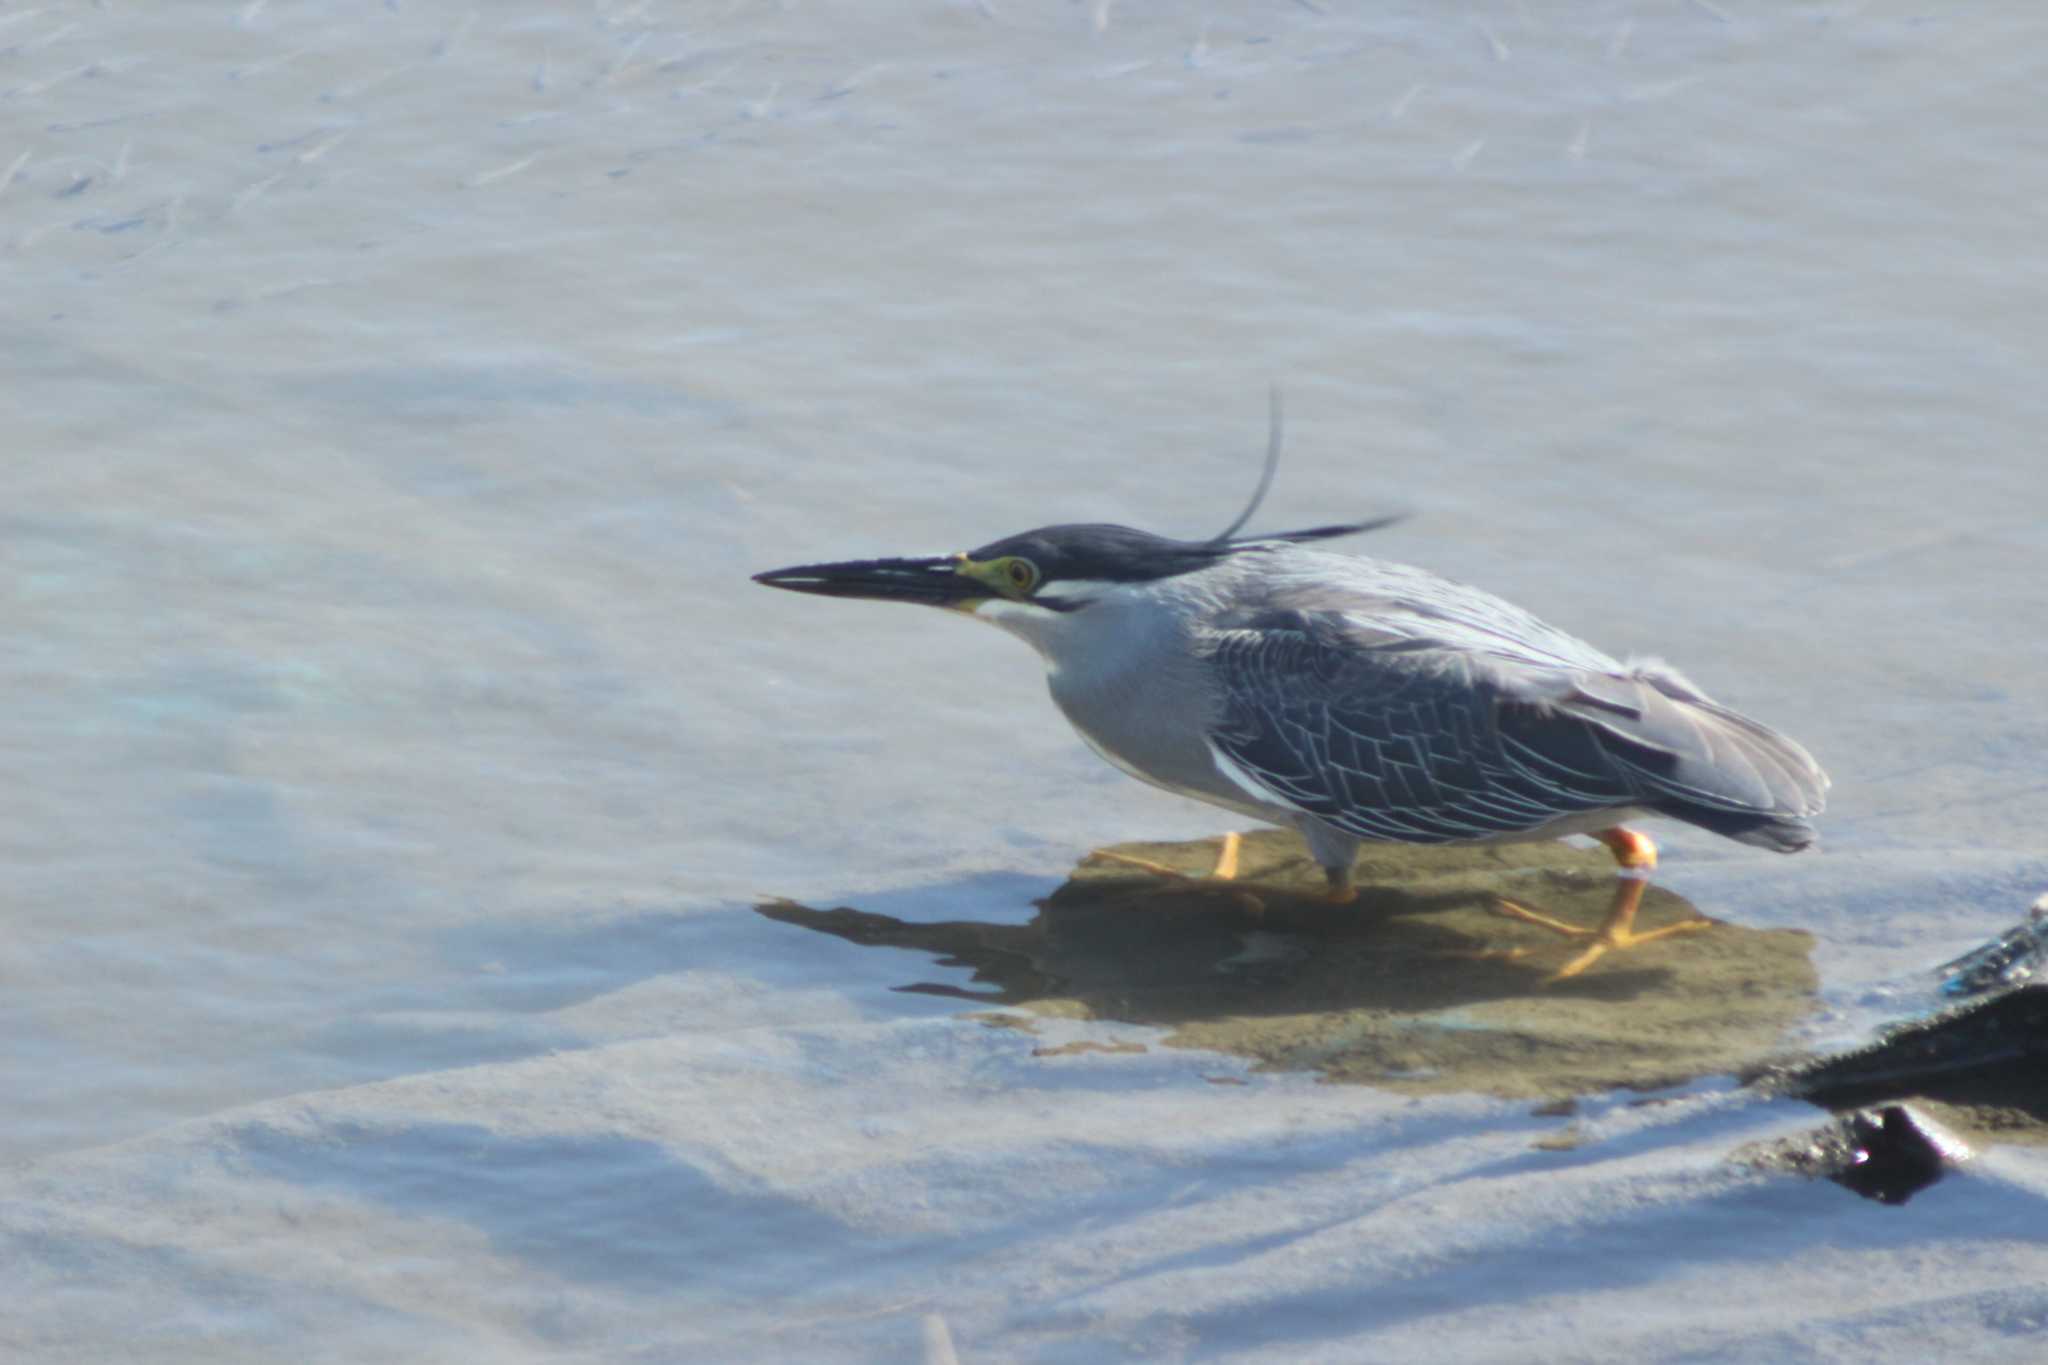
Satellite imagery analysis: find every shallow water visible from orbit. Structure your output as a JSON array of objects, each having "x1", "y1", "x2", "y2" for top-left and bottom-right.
[{"x1": 5, "y1": 1, "x2": 2048, "y2": 1360}]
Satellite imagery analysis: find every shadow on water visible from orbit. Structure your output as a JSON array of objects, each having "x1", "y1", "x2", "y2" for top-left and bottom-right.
[
  {"x1": 1164, "y1": 1173, "x2": 2048, "y2": 1360},
  {"x1": 433, "y1": 872, "x2": 1056, "y2": 1017},
  {"x1": 1, "y1": 1225, "x2": 424, "y2": 1350},
  {"x1": 302, "y1": 874, "x2": 1059, "y2": 1086},
  {"x1": 758, "y1": 830, "x2": 1822, "y2": 1101},
  {"x1": 230, "y1": 1121, "x2": 862, "y2": 1297}
]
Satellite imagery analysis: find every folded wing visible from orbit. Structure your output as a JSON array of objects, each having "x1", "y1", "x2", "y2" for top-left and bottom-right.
[{"x1": 1204, "y1": 607, "x2": 1828, "y2": 850}]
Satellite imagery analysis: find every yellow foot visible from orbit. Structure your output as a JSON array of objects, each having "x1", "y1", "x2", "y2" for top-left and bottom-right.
[
  {"x1": 1486, "y1": 827, "x2": 1710, "y2": 981},
  {"x1": 1083, "y1": 833, "x2": 1262, "y2": 911},
  {"x1": 1086, "y1": 830, "x2": 1241, "y2": 881},
  {"x1": 1493, "y1": 894, "x2": 1714, "y2": 980},
  {"x1": 1324, "y1": 863, "x2": 1358, "y2": 905}
]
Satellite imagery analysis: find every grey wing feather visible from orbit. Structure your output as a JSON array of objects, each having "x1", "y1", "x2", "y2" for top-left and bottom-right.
[
  {"x1": 1205, "y1": 610, "x2": 1620, "y2": 844},
  {"x1": 1545, "y1": 663, "x2": 1829, "y2": 846},
  {"x1": 1204, "y1": 603, "x2": 1828, "y2": 849}
]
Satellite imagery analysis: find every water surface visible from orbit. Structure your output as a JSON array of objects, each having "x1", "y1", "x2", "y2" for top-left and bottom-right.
[{"x1": 5, "y1": 2, "x2": 2047, "y2": 1360}]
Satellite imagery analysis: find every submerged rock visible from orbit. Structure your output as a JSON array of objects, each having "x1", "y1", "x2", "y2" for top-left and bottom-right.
[
  {"x1": 1753, "y1": 983, "x2": 2048, "y2": 1146},
  {"x1": 1732, "y1": 1105, "x2": 1971, "y2": 1205},
  {"x1": 1937, "y1": 893, "x2": 2048, "y2": 998},
  {"x1": 760, "y1": 829, "x2": 1819, "y2": 1101}
]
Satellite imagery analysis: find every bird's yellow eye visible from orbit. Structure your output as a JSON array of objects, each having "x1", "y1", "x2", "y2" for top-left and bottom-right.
[{"x1": 1005, "y1": 558, "x2": 1039, "y2": 594}]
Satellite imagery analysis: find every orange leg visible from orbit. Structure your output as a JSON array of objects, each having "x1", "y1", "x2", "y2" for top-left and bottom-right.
[
  {"x1": 1324, "y1": 862, "x2": 1358, "y2": 906},
  {"x1": 1491, "y1": 827, "x2": 1713, "y2": 980},
  {"x1": 1085, "y1": 839, "x2": 1357, "y2": 910},
  {"x1": 1087, "y1": 830, "x2": 1241, "y2": 881},
  {"x1": 1083, "y1": 832, "x2": 1265, "y2": 912}
]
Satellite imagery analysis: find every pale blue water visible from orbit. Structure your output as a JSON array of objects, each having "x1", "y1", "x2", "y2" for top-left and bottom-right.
[{"x1": 5, "y1": 2, "x2": 2048, "y2": 1360}]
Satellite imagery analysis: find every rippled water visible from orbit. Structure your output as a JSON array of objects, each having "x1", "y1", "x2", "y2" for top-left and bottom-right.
[{"x1": 5, "y1": 2, "x2": 2047, "y2": 1360}]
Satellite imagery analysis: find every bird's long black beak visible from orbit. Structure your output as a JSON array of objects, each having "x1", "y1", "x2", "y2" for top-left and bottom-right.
[{"x1": 751, "y1": 555, "x2": 985, "y2": 608}]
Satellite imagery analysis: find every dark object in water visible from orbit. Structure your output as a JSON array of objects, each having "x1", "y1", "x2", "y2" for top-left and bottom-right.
[
  {"x1": 1735, "y1": 1105, "x2": 1968, "y2": 1205},
  {"x1": 1938, "y1": 896, "x2": 2048, "y2": 998},
  {"x1": 1829, "y1": 1107, "x2": 1964, "y2": 1204},
  {"x1": 1760, "y1": 984, "x2": 2048, "y2": 1120}
]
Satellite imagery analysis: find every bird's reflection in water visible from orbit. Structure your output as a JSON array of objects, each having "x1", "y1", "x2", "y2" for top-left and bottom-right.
[{"x1": 758, "y1": 831, "x2": 1819, "y2": 1100}]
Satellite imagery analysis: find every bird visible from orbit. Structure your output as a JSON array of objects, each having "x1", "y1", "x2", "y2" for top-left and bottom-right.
[{"x1": 753, "y1": 399, "x2": 1828, "y2": 978}]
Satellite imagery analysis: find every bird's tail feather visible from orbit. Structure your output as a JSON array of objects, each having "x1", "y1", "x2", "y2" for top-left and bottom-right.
[{"x1": 1556, "y1": 664, "x2": 1829, "y2": 852}]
